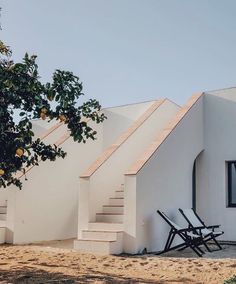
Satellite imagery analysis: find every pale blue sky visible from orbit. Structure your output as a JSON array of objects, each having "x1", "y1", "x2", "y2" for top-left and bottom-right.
[{"x1": 1, "y1": 0, "x2": 236, "y2": 107}]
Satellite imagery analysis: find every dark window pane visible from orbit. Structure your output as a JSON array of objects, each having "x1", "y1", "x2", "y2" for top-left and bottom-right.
[{"x1": 228, "y1": 162, "x2": 236, "y2": 206}]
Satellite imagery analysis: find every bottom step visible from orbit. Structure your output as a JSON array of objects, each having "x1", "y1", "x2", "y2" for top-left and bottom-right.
[
  {"x1": 74, "y1": 232, "x2": 123, "y2": 255},
  {"x1": 74, "y1": 239, "x2": 122, "y2": 255},
  {"x1": 0, "y1": 227, "x2": 6, "y2": 244}
]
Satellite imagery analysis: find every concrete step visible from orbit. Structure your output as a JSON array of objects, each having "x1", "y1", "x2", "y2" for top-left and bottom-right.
[
  {"x1": 103, "y1": 205, "x2": 124, "y2": 214},
  {"x1": 88, "y1": 222, "x2": 123, "y2": 231},
  {"x1": 96, "y1": 213, "x2": 123, "y2": 223},
  {"x1": 0, "y1": 206, "x2": 7, "y2": 214},
  {"x1": 0, "y1": 228, "x2": 5, "y2": 244},
  {"x1": 109, "y1": 197, "x2": 124, "y2": 206},
  {"x1": 0, "y1": 201, "x2": 7, "y2": 207},
  {"x1": 115, "y1": 191, "x2": 124, "y2": 198},
  {"x1": 82, "y1": 230, "x2": 122, "y2": 241},
  {"x1": 74, "y1": 232, "x2": 123, "y2": 255},
  {"x1": 0, "y1": 214, "x2": 6, "y2": 221}
]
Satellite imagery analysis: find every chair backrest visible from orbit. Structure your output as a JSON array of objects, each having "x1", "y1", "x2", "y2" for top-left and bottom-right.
[
  {"x1": 180, "y1": 208, "x2": 204, "y2": 227},
  {"x1": 157, "y1": 210, "x2": 182, "y2": 231}
]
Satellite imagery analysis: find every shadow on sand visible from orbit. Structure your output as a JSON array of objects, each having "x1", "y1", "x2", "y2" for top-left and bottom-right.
[{"x1": 0, "y1": 266, "x2": 167, "y2": 284}]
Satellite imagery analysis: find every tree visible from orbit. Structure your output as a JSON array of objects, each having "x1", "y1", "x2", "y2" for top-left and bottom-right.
[{"x1": 0, "y1": 41, "x2": 106, "y2": 189}]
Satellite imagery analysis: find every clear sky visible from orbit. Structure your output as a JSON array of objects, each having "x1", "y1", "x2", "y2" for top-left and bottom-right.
[{"x1": 1, "y1": 0, "x2": 236, "y2": 108}]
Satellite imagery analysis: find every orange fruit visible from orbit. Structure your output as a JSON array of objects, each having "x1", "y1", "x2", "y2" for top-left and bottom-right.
[
  {"x1": 40, "y1": 112, "x2": 47, "y2": 120},
  {"x1": 59, "y1": 114, "x2": 67, "y2": 122},
  {"x1": 16, "y1": 148, "x2": 24, "y2": 157},
  {"x1": 0, "y1": 169, "x2": 5, "y2": 176},
  {"x1": 41, "y1": 107, "x2": 47, "y2": 114}
]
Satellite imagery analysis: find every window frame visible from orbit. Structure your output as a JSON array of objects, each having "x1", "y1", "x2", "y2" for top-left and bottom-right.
[{"x1": 227, "y1": 161, "x2": 236, "y2": 207}]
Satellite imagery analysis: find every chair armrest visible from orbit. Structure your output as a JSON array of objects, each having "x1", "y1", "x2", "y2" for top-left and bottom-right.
[
  {"x1": 178, "y1": 228, "x2": 193, "y2": 233},
  {"x1": 178, "y1": 226, "x2": 204, "y2": 233},
  {"x1": 187, "y1": 226, "x2": 207, "y2": 236},
  {"x1": 206, "y1": 225, "x2": 220, "y2": 229},
  {"x1": 191, "y1": 226, "x2": 205, "y2": 230}
]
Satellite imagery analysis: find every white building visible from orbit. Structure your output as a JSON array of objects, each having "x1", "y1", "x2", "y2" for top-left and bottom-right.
[{"x1": 1, "y1": 88, "x2": 236, "y2": 254}]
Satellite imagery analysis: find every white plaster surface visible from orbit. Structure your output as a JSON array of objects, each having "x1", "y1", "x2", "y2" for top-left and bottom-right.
[
  {"x1": 0, "y1": 101, "x2": 157, "y2": 244},
  {"x1": 131, "y1": 97, "x2": 204, "y2": 253},
  {"x1": 197, "y1": 90, "x2": 236, "y2": 242},
  {"x1": 78, "y1": 100, "x2": 180, "y2": 239}
]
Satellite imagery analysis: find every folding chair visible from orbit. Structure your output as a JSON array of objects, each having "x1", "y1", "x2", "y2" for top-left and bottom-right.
[
  {"x1": 157, "y1": 210, "x2": 212, "y2": 257},
  {"x1": 179, "y1": 208, "x2": 224, "y2": 251}
]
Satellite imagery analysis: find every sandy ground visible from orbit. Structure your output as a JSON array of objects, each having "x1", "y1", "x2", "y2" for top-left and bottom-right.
[{"x1": 0, "y1": 240, "x2": 235, "y2": 283}]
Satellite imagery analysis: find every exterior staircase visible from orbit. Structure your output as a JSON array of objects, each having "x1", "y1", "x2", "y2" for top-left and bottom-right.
[
  {"x1": 0, "y1": 200, "x2": 7, "y2": 244},
  {"x1": 74, "y1": 185, "x2": 124, "y2": 254}
]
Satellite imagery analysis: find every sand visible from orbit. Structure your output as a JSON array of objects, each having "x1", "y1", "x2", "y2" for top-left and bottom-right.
[{"x1": 0, "y1": 240, "x2": 235, "y2": 283}]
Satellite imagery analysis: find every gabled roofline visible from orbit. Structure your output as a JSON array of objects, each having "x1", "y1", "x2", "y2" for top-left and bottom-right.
[
  {"x1": 103, "y1": 99, "x2": 163, "y2": 110},
  {"x1": 125, "y1": 92, "x2": 203, "y2": 176},
  {"x1": 203, "y1": 86, "x2": 236, "y2": 94},
  {"x1": 16, "y1": 119, "x2": 89, "y2": 179},
  {"x1": 80, "y1": 99, "x2": 167, "y2": 178},
  {"x1": 40, "y1": 121, "x2": 63, "y2": 140}
]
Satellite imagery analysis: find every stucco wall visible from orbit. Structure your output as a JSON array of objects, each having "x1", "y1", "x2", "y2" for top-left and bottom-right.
[
  {"x1": 197, "y1": 92, "x2": 236, "y2": 241},
  {"x1": 78, "y1": 100, "x2": 180, "y2": 236},
  {"x1": 12, "y1": 121, "x2": 104, "y2": 244},
  {"x1": 2, "y1": 101, "x2": 156, "y2": 244},
  {"x1": 128, "y1": 97, "x2": 204, "y2": 253},
  {"x1": 102, "y1": 101, "x2": 154, "y2": 150}
]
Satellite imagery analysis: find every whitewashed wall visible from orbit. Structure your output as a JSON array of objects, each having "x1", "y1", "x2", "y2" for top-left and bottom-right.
[
  {"x1": 78, "y1": 100, "x2": 180, "y2": 237},
  {"x1": 10, "y1": 120, "x2": 104, "y2": 244},
  {"x1": 102, "y1": 101, "x2": 154, "y2": 150},
  {"x1": 197, "y1": 90, "x2": 236, "y2": 241},
  {"x1": 125, "y1": 97, "x2": 204, "y2": 253},
  {"x1": 1, "y1": 101, "x2": 154, "y2": 244}
]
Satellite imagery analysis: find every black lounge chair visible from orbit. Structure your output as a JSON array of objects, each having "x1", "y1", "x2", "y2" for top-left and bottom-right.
[
  {"x1": 179, "y1": 208, "x2": 224, "y2": 251},
  {"x1": 156, "y1": 210, "x2": 214, "y2": 257}
]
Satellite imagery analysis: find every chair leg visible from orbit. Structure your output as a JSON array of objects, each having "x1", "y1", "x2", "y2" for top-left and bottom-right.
[
  {"x1": 155, "y1": 242, "x2": 189, "y2": 255},
  {"x1": 166, "y1": 233, "x2": 175, "y2": 250},
  {"x1": 189, "y1": 244, "x2": 203, "y2": 257},
  {"x1": 178, "y1": 244, "x2": 188, "y2": 251},
  {"x1": 191, "y1": 239, "x2": 205, "y2": 254},
  {"x1": 181, "y1": 236, "x2": 204, "y2": 257},
  {"x1": 195, "y1": 245, "x2": 205, "y2": 254},
  {"x1": 203, "y1": 241, "x2": 211, "y2": 252},
  {"x1": 164, "y1": 231, "x2": 174, "y2": 250},
  {"x1": 212, "y1": 237, "x2": 222, "y2": 250}
]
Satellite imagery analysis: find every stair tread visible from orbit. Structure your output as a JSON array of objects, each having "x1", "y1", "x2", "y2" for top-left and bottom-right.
[
  {"x1": 103, "y1": 205, "x2": 124, "y2": 207},
  {"x1": 109, "y1": 197, "x2": 124, "y2": 199},
  {"x1": 96, "y1": 213, "x2": 123, "y2": 215},
  {"x1": 115, "y1": 190, "x2": 124, "y2": 192},
  {"x1": 82, "y1": 229, "x2": 123, "y2": 233},
  {"x1": 77, "y1": 238, "x2": 116, "y2": 243},
  {"x1": 89, "y1": 222, "x2": 123, "y2": 224}
]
